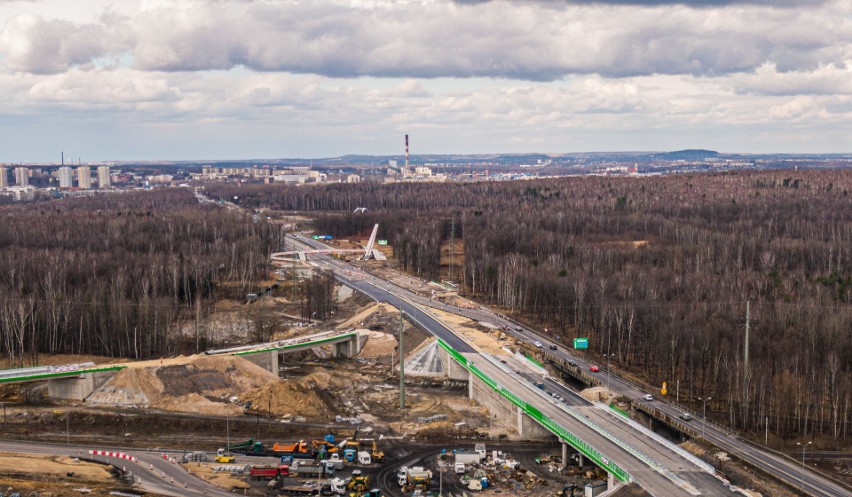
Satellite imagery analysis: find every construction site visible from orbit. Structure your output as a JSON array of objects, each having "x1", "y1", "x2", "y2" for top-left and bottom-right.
[
  {"x1": 0, "y1": 252, "x2": 637, "y2": 497},
  {"x1": 0, "y1": 230, "x2": 816, "y2": 497}
]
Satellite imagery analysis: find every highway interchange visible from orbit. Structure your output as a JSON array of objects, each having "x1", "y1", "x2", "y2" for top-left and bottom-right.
[
  {"x1": 0, "y1": 231, "x2": 846, "y2": 497},
  {"x1": 285, "y1": 234, "x2": 850, "y2": 497}
]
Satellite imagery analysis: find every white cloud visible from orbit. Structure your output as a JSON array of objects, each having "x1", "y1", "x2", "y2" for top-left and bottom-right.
[{"x1": 1, "y1": 0, "x2": 852, "y2": 159}]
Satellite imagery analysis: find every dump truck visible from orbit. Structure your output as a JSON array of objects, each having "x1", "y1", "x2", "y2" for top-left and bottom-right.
[
  {"x1": 249, "y1": 464, "x2": 289, "y2": 480},
  {"x1": 272, "y1": 440, "x2": 316, "y2": 459},
  {"x1": 228, "y1": 438, "x2": 267, "y2": 456},
  {"x1": 346, "y1": 470, "x2": 369, "y2": 492},
  {"x1": 290, "y1": 460, "x2": 336, "y2": 477},
  {"x1": 320, "y1": 477, "x2": 347, "y2": 495}
]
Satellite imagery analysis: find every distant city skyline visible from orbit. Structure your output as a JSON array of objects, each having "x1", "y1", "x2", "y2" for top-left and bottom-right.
[{"x1": 1, "y1": 0, "x2": 851, "y2": 161}]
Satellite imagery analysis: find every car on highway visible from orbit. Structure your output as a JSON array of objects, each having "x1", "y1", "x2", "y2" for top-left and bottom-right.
[
  {"x1": 643, "y1": 394, "x2": 653, "y2": 401},
  {"x1": 568, "y1": 360, "x2": 578, "y2": 367},
  {"x1": 534, "y1": 341, "x2": 543, "y2": 348},
  {"x1": 679, "y1": 412, "x2": 692, "y2": 421},
  {"x1": 589, "y1": 365, "x2": 600, "y2": 372}
]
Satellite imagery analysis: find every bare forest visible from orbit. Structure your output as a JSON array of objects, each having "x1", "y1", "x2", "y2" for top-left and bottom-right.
[
  {"x1": 208, "y1": 170, "x2": 851, "y2": 445},
  {"x1": 0, "y1": 189, "x2": 282, "y2": 364}
]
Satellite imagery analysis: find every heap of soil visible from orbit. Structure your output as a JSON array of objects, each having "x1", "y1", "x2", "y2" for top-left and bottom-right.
[
  {"x1": 239, "y1": 377, "x2": 331, "y2": 419},
  {"x1": 358, "y1": 330, "x2": 398, "y2": 358},
  {"x1": 91, "y1": 355, "x2": 278, "y2": 416}
]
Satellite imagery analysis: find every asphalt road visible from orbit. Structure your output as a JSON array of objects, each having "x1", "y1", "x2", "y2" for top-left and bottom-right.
[
  {"x1": 0, "y1": 440, "x2": 236, "y2": 497},
  {"x1": 285, "y1": 235, "x2": 735, "y2": 496},
  {"x1": 285, "y1": 234, "x2": 851, "y2": 497}
]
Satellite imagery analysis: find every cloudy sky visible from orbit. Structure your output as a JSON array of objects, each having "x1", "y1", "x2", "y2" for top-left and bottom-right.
[{"x1": 1, "y1": 0, "x2": 851, "y2": 161}]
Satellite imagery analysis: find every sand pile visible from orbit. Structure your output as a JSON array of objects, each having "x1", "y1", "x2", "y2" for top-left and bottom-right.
[
  {"x1": 239, "y1": 377, "x2": 331, "y2": 419},
  {"x1": 88, "y1": 354, "x2": 278, "y2": 416},
  {"x1": 358, "y1": 330, "x2": 398, "y2": 358},
  {"x1": 335, "y1": 303, "x2": 397, "y2": 329}
]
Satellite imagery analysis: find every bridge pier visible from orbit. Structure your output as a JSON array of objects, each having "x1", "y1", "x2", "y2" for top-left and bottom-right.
[
  {"x1": 467, "y1": 369, "x2": 551, "y2": 439},
  {"x1": 334, "y1": 333, "x2": 362, "y2": 358},
  {"x1": 439, "y1": 347, "x2": 474, "y2": 381},
  {"x1": 243, "y1": 351, "x2": 280, "y2": 375}
]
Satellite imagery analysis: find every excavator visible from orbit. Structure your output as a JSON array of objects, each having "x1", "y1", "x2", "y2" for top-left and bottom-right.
[{"x1": 370, "y1": 440, "x2": 384, "y2": 463}]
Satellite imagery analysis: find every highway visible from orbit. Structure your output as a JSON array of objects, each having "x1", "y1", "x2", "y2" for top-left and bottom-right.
[
  {"x1": 0, "y1": 440, "x2": 236, "y2": 497},
  {"x1": 281, "y1": 236, "x2": 735, "y2": 496},
  {"x1": 282, "y1": 234, "x2": 849, "y2": 497}
]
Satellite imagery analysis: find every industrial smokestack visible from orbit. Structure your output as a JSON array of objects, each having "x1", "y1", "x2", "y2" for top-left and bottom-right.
[
  {"x1": 404, "y1": 134, "x2": 409, "y2": 169},
  {"x1": 61, "y1": 151, "x2": 64, "y2": 166}
]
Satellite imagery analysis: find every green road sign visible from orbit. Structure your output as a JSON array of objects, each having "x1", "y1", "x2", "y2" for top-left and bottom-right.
[{"x1": 573, "y1": 337, "x2": 589, "y2": 349}]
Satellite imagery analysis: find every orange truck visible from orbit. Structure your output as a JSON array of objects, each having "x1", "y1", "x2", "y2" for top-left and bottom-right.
[{"x1": 271, "y1": 440, "x2": 315, "y2": 459}]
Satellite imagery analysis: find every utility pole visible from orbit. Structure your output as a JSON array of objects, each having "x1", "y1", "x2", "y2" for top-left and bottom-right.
[
  {"x1": 744, "y1": 301, "x2": 751, "y2": 424},
  {"x1": 399, "y1": 311, "x2": 405, "y2": 410},
  {"x1": 448, "y1": 214, "x2": 456, "y2": 283},
  {"x1": 66, "y1": 412, "x2": 70, "y2": 446},
  {"x1": 226, "y1": 416, "x2": 230, "y2": 453}
]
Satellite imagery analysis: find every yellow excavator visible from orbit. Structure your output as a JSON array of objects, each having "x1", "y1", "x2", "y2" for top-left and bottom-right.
[{"x1": 370, "y1": 440, "x2": 384, "y2": 463}]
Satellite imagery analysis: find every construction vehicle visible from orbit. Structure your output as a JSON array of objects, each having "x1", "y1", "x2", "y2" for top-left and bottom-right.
[
  {"x1": 214, "y1": 448, "x2": 236, "y2": 463},
  {"x1": 357, "y1": 451, "x2": 371, "y2": 465},
  {"x1": 272, "y1": 440, "x2": 316, "y2": 459},
  {"x1": 401, "y1": 467, "x2": 432, "y2": 492},
  {"x1": 369, "y1": 440, "x2": 384, "y2": 463},
  {"x1": 320, "y1": 477, "x2": 347, "y2": 495},
  {"x1": 346, "y1": 470, "x2": 369, "y2": 492},
  {"x1": 227, "y1": 438, "x2": 267, "y2": 456},
  {"x1": 290, "y1": 460, "x2": 336, "y2": 477},
  {"x1": 249, "y1": 464, "x2": 289, "y2": 480},
  {"x1": 313, "y1": 436, "x2": 339, "y2": 456}
]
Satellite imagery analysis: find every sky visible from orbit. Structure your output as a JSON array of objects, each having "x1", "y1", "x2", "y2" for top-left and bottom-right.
[{"x1": 1, "y1": 0, "x2": 851, "y2": 161}]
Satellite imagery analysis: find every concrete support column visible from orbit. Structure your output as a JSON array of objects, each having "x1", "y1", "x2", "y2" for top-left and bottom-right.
[
  {"x1": 608, "y1": 472, "x2": 615, "y2": 489},
  {"x1": 562, "y1": 442, "x2": 568, "y2": 466},
  {"x1": 578, "y1": 453, "x2": 584, "y2": 467},
  {"x1": 468, "y1": 370, "x2": 475, "y2": 400}
]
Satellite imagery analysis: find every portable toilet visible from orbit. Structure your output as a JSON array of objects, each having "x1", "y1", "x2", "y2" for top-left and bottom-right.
[
  {"x1": 480, "y1": 477, "x2": 489, "y2": 489},
  {"x1": 344, "y1": 448, "x2": 356, "y2": 462}
]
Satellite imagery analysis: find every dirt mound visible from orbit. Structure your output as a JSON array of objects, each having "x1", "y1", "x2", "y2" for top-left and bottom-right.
[
  {"x1": 358, "y1": 330, "x2": 398, "y2": 358},
  {"x1": 88, "y1": 354, "x2": 278, "y2": 416},
  {"x1": 240, "y1": 379, "x2": 330, "y2": 419}
]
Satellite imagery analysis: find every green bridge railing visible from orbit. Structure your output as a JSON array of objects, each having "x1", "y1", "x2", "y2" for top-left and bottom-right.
[{"x1": 437, "y1": 339, "x2": 631, "y2": 483}]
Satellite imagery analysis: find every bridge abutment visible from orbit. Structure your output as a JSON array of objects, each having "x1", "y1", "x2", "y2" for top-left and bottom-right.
[{"x1": 48, "y1": 371, "x2": 116, "y2": 401}]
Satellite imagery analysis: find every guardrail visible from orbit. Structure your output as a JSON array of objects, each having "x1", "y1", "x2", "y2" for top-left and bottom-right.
[
  {"x1": 437, "y1": 338, "x2": 632, "y2": 483},
  {"x1": 0, "y1": 365, "x2": 126, "y2": 384},
  {"x1": 596, "y1": 402, "x2": 715, "y2": 474},
  {"x1": 232, "y1": 332, "x2": 357, "y2": 356}
]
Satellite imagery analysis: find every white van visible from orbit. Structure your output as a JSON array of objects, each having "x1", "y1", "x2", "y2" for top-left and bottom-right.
[{"x1": 454, "y1": 462, "x2": 465, "y2": 474}]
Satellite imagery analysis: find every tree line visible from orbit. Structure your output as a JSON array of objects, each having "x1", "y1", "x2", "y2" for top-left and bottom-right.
[
  {"x1": 210, "y1": 170, "x2": 851, "y2": 443},
  {"x1": 0, "y1": 189, "x2": 281, "y2": 364}
]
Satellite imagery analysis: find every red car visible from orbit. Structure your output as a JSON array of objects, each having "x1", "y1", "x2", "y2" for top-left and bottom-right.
[{"x1": 589, "y1": 365, "x2": 600, "y2": 372}]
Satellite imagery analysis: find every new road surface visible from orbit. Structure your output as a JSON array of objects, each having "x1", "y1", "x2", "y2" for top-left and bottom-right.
[
  {"x1": 284, "y1": 234, "x2": 849, "y2": 497},
  {"x1": 282, "y1": 235, "x2": 736, "y2": 497}
]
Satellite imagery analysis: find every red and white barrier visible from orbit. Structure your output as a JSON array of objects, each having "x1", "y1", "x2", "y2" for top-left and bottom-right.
[{"x1": 88, "y1": 449, "x2": 137, "y2": 462}]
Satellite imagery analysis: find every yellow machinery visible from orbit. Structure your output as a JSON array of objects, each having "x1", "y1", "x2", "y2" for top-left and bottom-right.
[
  {"x1": 370, "y1": 440, "x2": 384, "y2": 463},
  {"x1": 346, "y1": 470, "x2": 369, "y2": 492}
]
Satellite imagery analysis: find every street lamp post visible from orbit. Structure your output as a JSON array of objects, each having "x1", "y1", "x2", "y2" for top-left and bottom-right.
[
  {"x1": 796, "y1": 441, "x2": 811, "y2": 493},
  {"x1": 698, "y1": 397, "x2": 712, "y2": 440},
  {"x1": 605, "y1": 353, "x2": 616, "y2": 390}
]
